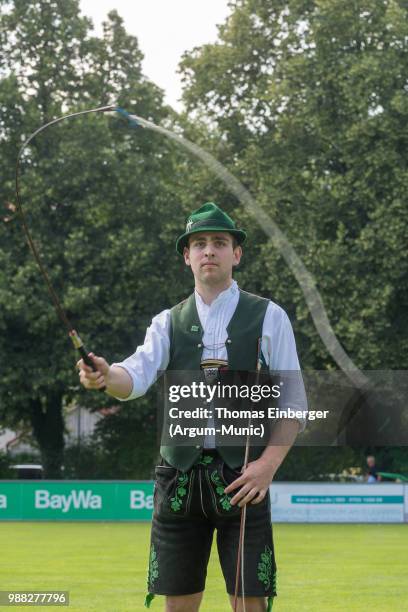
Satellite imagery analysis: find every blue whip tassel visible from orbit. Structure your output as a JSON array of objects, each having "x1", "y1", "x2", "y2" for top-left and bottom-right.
[{"x1": 115, "y1": 106, "x2": 143, "y2": 127}]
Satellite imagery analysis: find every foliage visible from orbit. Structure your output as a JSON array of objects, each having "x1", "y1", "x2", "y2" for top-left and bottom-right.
[
  {"x1": 0, "y1": 451, "x2": 12, "y2": 478},
  {"x1": 64, "y1": 393, "x2": 159, "y2": 480},
  {"x1": 0, "y1": 0, "x2": 187, "y2": 477},
  {"x1": 178, "y1": 0, "x2": 408, "y2": 472},
  {"x1": 180, "y1": 0, "x2": 408, "y2": 370},
  {"x1": 1, "y1": 0, "x2": 408, "y2": 477}
]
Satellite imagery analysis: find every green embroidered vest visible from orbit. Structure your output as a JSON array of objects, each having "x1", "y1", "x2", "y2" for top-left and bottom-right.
[{"x1": 160, "y1": 289, "x2": 270, "y2": 471}]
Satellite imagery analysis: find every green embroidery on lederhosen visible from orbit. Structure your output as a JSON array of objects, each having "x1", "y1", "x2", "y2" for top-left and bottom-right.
[
  {"x1": 170, "y1": 473, "x2": 189, "y2": 512},
  {"x1": 147, "y1": 544, "x2": 159, "y2": 589},
  {"x1": 197, "y1": 455, "x2": 214, "y2": 466},
  {"x1": 257, "y1": 545, "x2": 276, "y2": 591},
  {"x1": 210, "y1": 470, "x2": 233, "y2": 511}
]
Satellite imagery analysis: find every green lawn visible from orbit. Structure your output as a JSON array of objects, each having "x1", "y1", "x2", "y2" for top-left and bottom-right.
[{"x1": 1, "y1": 523, "x2": 407, "y2": 611}]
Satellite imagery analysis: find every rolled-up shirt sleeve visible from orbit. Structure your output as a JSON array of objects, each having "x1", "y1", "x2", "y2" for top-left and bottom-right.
[
  {"x1": 111, "y1": 309, "x2": 171, "y2": 401},
  {"x1": 262, "y1": 302, "x2": 308, "y2": 432}
]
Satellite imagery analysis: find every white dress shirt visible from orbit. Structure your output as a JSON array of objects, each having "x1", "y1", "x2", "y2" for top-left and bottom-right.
[{"x1": 112, "y1": 281, "x2": 307, "y2": 432}]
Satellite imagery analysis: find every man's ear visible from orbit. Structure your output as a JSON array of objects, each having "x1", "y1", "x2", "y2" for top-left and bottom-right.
[
  {"x1": 232, "y1": 245, "x2": 242, "y2": 267},
  {"x1": 183, "y1": 246, "x2": 191, "y2": 266}
]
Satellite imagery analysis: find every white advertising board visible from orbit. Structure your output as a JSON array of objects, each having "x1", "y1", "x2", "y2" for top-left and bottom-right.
[{"x1": 269, "y1": 483, "x2": 405, "y2": 523}]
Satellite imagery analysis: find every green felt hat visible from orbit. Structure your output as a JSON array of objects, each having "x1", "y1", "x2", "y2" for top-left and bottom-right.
[{"x1": 176, "y1": 202, "x2": 247, "y2": 255}]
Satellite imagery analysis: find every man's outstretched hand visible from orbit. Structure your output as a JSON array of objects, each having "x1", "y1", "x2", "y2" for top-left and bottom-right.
[
  {"x1": 77, "y1": 355, "x2": 133, "y2": 399},
  {"x1": 77, "y1": 353, "x2": 110, "y2": 390}
]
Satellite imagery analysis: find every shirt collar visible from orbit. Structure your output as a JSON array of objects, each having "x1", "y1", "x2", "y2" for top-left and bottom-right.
[{"x1": 195, "y1": 279, "x2": 238, "y2": 309}]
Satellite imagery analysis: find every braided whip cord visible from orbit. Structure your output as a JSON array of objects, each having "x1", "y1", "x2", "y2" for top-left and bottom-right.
[{"x1": 14, "y1": 104, "x2": 116, "y2": 380}]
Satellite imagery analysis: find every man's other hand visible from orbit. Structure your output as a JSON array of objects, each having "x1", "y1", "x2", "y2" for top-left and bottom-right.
[{"x1": 224, "y1": 457, "x2": 276, "y2": 508}]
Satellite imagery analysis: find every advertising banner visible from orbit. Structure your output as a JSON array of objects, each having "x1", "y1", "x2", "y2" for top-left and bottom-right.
[
  {"x1": 270, "y1": 483, "x2": 406, "y2": 523},
  {"x1": 1, "y1": 481, "x2": 407, "y2": 522},
  {"x1": 0, "y1": 482, "x2": 154, "y2": 521}
]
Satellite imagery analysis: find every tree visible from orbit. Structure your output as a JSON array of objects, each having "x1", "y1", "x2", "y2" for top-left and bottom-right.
[
  {"x1": 179, "y1": 0, "x2": 408, "y2": 371},
  {"x1": 178, "y1": 0, "x2": 408, "y2": 471},
  {"x1": 0, "y1": 0, "x2": 186, "y2": 477}
]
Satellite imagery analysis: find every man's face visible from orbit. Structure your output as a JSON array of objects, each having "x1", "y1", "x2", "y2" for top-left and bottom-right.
[
  {"x1": 366, "y1": 456, "x2": 375, "y2": 467},
  {"x1": 183, "y1": 232, "x2": 242, "y2": 286}
]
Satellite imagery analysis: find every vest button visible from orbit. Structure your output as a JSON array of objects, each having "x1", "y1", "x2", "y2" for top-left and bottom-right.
[
  {"x1": 227, "y1": 339, "x2": 232, "y2": 344},
  {"x1": 197, "y1": 343, "x2": 202, "y2": 348},
  {"x1": 195, "y1": 445, "x2": 201, "y2": 449}
]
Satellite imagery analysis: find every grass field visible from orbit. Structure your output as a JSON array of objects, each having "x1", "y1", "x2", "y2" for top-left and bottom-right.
[{"x1": 1, "y1": 523, "x2": 408, "y2": 611}]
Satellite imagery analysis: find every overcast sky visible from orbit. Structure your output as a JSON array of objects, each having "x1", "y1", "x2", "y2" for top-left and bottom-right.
[{"x1": 79, "y1": 0, "x2": 231, "y2": 110}]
